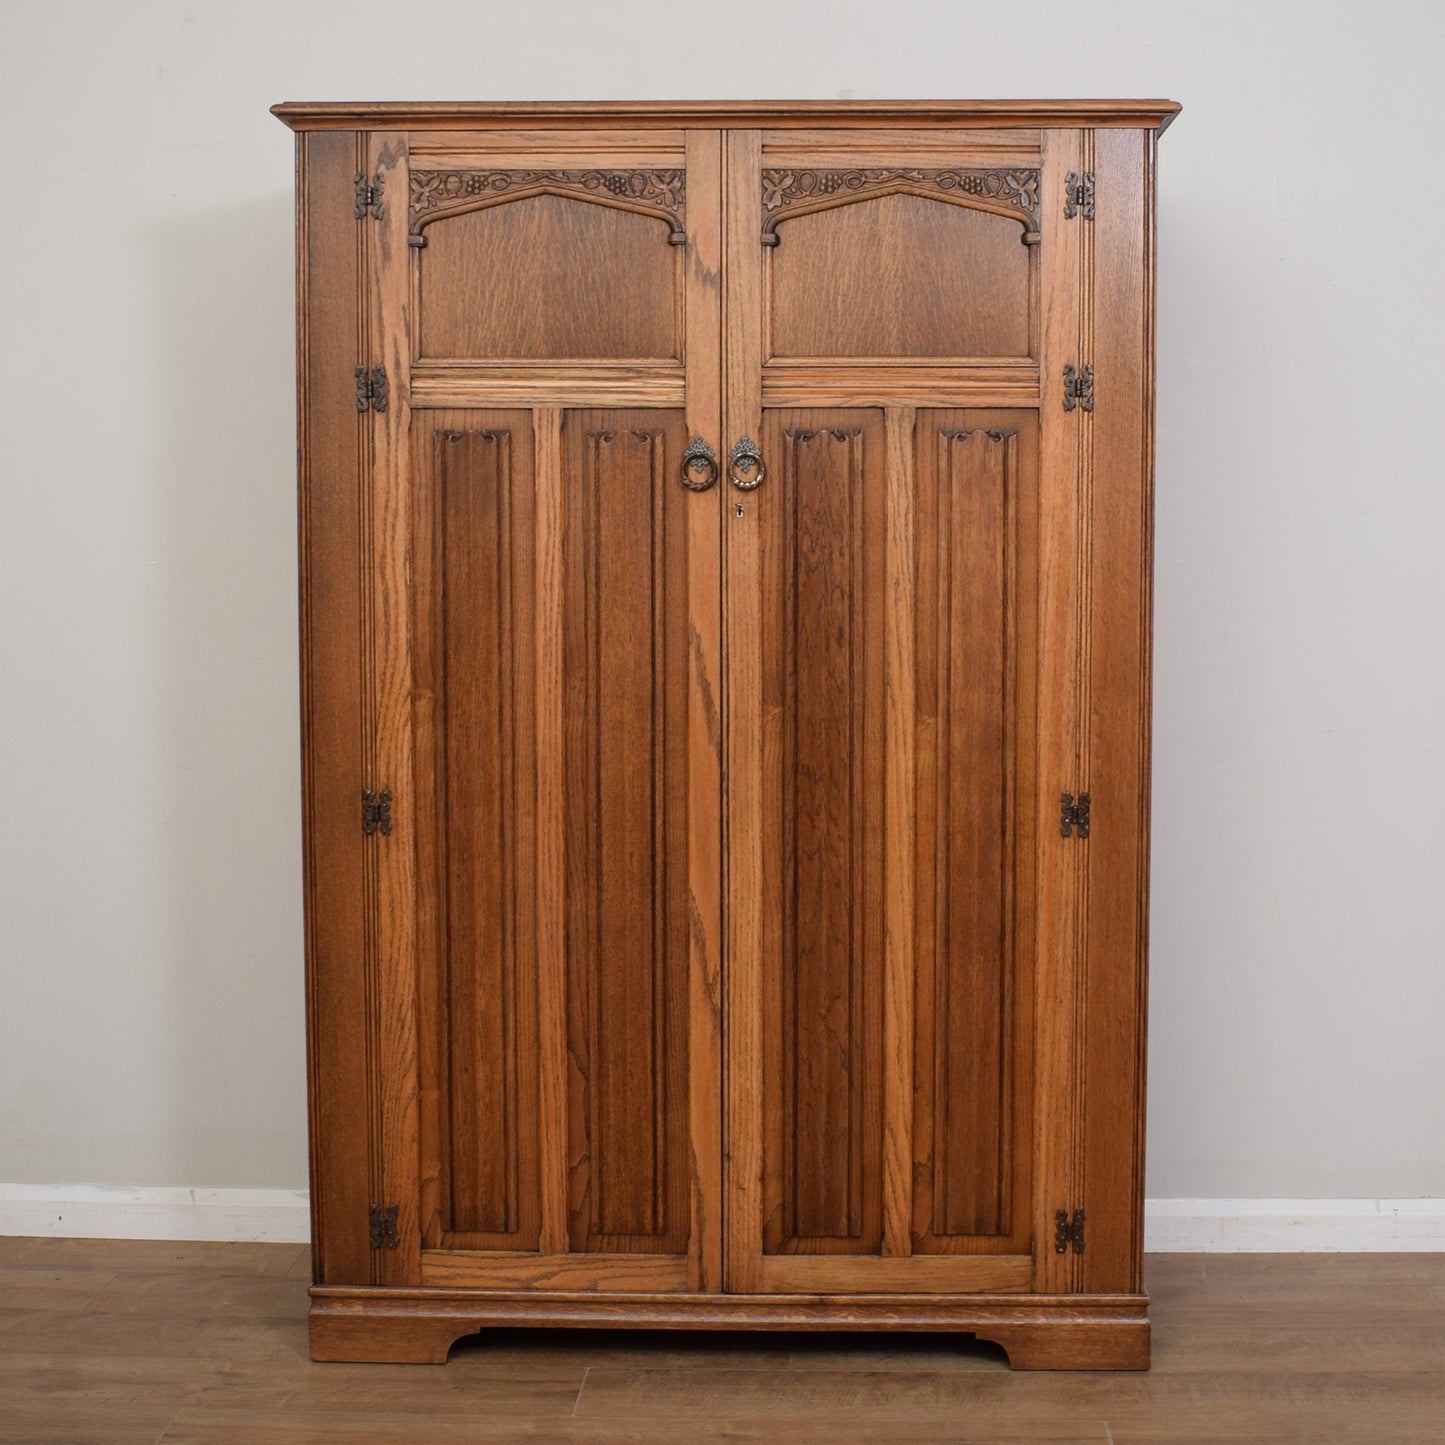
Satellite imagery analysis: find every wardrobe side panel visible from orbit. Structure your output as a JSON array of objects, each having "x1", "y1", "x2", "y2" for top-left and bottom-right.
[
  {"x1": 298, "y1": 130, "x2": 373, "y2": 1284},
  {"x1": 1081, "y1": 127, "x2": 1154, "y2": 1295}
]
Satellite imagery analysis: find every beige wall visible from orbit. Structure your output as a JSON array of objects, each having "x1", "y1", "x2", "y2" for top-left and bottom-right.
[{"x1": 2, "y1": 0, "x2": 1441, "y2": 1199}]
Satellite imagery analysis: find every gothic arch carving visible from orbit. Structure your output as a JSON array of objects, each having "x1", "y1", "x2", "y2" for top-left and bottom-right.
[
  {"x1": 760, "y1": 168, "x2": 1041, "y2": 246},
  {"x1": 408, "y1": 169, "x2": 687, "y2": 248}
]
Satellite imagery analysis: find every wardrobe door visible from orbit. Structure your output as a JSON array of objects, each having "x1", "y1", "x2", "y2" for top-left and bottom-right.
[
  {"x1": 347, "y1": 128, "x2": 723, "y2": 1294},
  {"x1": 723, "y1": 127, "x2": 1082, "y2": 1295}
]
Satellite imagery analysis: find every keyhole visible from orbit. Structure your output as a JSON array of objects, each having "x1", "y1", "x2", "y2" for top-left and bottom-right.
[{"x1": 735, "y1": 503, "x2": 745, "y2": 518}]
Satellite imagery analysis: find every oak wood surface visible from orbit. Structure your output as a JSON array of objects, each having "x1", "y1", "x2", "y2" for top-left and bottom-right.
[
  {"x1": 294, "y1": 129, "x2": 372, "y2": 1287},
  {"x1": 411, "y1": 410, "x2": 540, "y2": 1254},
  {"x1": 287, "y1": 99, "x2": 1171, "y2": 1368},
  {"x1": 1032, "y1": 125, "x2": 1087, "y2": 1300},
  {"x1": 681, "y1": 126, "x2": 726, "y2": 1298},
  {"x1": 4, "y1": 1243, "x2": 1444, "y2": 1442},
  {"x1": 733, "y1": 120, "x2": 1054, "y2": 1300},
  {"x1": 367, "y1": 129, "x2": 425, "y2": 1291},
  {"x1": 1080, "y1": 127, "x2": 1155, "y2": 1297},
  {"x1": 768, "y1": 196, "x2": 1033, "y2": 359},
  {"x1": 417, "y1": 197, "x2": 682, "y2": 361},
  {"x1": 560, "y1": 409, "x2": 691, "y2": 1256},
  {"x1": 722, "y1": 126, "x2": 767, "y2": 1298},
  {"x1": 272, "y1": 99, "x2": 1182, "y2": 131}
]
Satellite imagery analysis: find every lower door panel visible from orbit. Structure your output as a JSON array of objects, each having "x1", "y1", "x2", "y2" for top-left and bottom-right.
[
  {"x1": 740, "y1": 407, "x2": 1041, "y2": 1293},
  {"x1": 411, "y1": 407, "x2": 720, "y2": 1291}
]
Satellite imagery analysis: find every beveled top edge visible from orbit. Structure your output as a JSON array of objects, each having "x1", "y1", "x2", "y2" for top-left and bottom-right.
[{"x1": 271, "y1": 98, "x2": 1182, "y2": 134}]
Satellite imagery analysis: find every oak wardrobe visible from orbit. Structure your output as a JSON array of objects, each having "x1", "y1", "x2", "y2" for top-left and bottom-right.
[{"x1": 273, "y1": 98, "x2": 1179, "y2": 1370}]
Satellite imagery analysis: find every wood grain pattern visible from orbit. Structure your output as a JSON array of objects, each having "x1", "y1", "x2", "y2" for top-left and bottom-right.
[
  {"x1": 286, "y1": 100, "x2": 1171, "y2": 1367},
  {"x1": 761, "y1": 357, "x2": 1039, "y2": 409},
  {"x1": 522, "y1": 405, "x2": 568, "y2": 1268},
  {"x1": 880, "y1": 405, "x2": 915, "y2": 1262},
  {"x1": 768, "y1": 195, "x2": 1032, "y2": 358},
  {"x1": 761, "y1": 127, "x2": 1042, "y2": 165},
  {"x1": 412, "y1": 414, "x2": 540, "y2": 1252},
  {"x1": 681, "y1": 127, "x2": 725, "y2": 1296},
  {"x1": 1031, "y1": 125, "x2": 1087, "y2": 1299},
  {"x1": 418, "y1": 194, "x2": 682, "y2": 361},
  {"x1": 272, "y1": 99, "x2": 1182, "y2": 131},
  {"x1": 761, "y1": 1254, "x2": 1033, "y2": 1296},
  {"x1": 408, "y1": 128, "x2": 688, "y2": 154},
  {"x1": 722, "y1": 126, "x2": 766, "y2": 1297},
  {"x1": 910, "y1": 414, "x2": 1039, "y2": 1257},
  {"x1": 1080, "y1": 126, "x2": 1154, "y2": 1298},
  {"x1": 419, "y1": 1251, "x2": 689, "y2": 1293},
  {"x1": 367, "y1": 129, "x2": 423, "y2": 1288},
  {"x1": 307, "y1": 1283, "x2": 1148, "y2": 1367},
  {"x1": 294, "y1": 129, "x2": 372, "y2": 1286},
  {"x1": 562, "y1": 413, "x2": 691, "y2": 1255},
  {"x1": 760, "y1": 413, "x2": 886, "y2": 1257},
  {"x1": 411, "y1": 361, "x2": 684, "y2": 410},
  {"x1": 934, "y1": 423, "x2": 1013, "y2": 1239}
]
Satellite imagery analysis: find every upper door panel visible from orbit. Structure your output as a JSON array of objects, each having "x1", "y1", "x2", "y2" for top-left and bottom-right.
[
  {"x1": 417, "y1": 192, "x2": 684, "y2": 360},
  {"x1": 757, "y1": 130, "x2": 1041, "y2": 366},
  {"x1": 406, "y1": 130, "x2": 690, "y2": 369}
]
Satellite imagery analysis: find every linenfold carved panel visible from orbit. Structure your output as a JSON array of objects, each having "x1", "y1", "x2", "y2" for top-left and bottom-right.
[
  {"x1": 562, "y1": 411, "x2": 692, "y2": 1255},
  {"x1": 409, "y1": 169, "x2": 687, "y2": 246},
  {"x1": 762, "y1": 414, "x2": 887, "y2": 1257},
  {"x1": 420, "y1": 421, "x2": 542, "y2": 1252},
  {"x1": 762, "y1": 168, "x2": 1041, "y2": 244}
]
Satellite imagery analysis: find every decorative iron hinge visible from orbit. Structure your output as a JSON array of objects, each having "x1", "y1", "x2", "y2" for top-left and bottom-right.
[
  {"x1": 354, "y1": 171, "x2": 385, "y2": 220},
  {"x1": 355, "y1": 365, "x2": 389, "y2": 414},
  {"x1": 362, "y1": 787, "x2": 393, "y2": 837},
  {"x1": 1060, "y1": 791, "x2": 1091, "y2": 839},
  {"x1": 1055, "y1": 1207, "x2": 1086, "y2": 1254},
  {"x1": 1062, "y1": 364, "x2": 1094, "y2": 413},
  {"x1": 1063, "y1": 170, "x2": 1095, "y2": 221},
  {"x1": 368, "y1": 1203, "x2": 399, "y2": 1250}
]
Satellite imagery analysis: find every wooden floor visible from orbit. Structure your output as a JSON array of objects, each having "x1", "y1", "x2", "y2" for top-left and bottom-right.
[{"x1": 0, "y1": 1241, "x2": 1442, "y2": 1442}]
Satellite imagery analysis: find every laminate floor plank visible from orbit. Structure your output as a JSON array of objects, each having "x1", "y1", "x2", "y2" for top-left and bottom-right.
[
  {"x1": 0, "y1": 1306, "x2": 309, "y2": 1361},
  {"x1": 0, "y1": 1238, "x2": 307, "y2": 1276},
  {"x1": 0, "y1": 1350, "x2": 207, "y2": 1445},
  {"x1": 0, "y1": 1265, "x2": 117, "y2": 1312},
  {"x1": 0, "y1": 1242, "x2": 1443, "y2": 1443},
  {"x1": 179, "y1": 1364, "x2": 590, "y2": 1417},
  {"x1": 80, "y1": 1268, "x2": 309, "y2": 1319},
  {"x1": 156, "y1": 1412, "x2": 1106, "y2": 1444}
]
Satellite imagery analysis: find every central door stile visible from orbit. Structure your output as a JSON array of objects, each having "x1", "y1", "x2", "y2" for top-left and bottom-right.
[
  {"x1": 722, "y1": 128, "x2": 766, "y2": 1296},
  {"x1": 682, "y1": 128, "x2": 726, "y2": 1296}
]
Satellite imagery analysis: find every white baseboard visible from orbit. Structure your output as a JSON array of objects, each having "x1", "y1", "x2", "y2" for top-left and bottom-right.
[
  {"x1": 0, "y1": 1184, "x2": 310, "y2": 1243},
  {"x1": 1144, "y1": 1197, "x2": 1445, "y2": 1251},
  {"x1": 1, "y1": 1186, "x2": 1441, "y2": 1250}
]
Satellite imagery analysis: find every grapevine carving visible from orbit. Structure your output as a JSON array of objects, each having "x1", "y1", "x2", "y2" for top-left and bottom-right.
[
  {"x1": 760, "y1": 167, "x2": 1041, "y2": 245},
  {"x1": 408, "y1": 169, "x2": 686, "y2": 246}
]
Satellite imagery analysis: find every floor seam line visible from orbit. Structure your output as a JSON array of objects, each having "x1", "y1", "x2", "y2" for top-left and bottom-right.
[{"x1": 571, "y1": 1363, "x2": 592, "y2": 1417}]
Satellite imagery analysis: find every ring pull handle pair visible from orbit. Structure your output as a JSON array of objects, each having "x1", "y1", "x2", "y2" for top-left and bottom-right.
[{"x1": 679, "y1": 436, "x2": 766, "y2": 493}]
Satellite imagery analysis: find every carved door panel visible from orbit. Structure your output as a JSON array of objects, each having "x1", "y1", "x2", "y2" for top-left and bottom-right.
[
  {"x1": 723, "y1": 129, "x2": 1077, "y2": 1295},
  {"x1": 362, "y1": 130, "x2": 724, "y2": 1293}
]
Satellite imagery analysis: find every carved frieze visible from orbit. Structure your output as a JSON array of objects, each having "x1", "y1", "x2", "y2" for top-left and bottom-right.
[
  {"x1": 408, "y1": 169, "x2": 686, "y2": 247},
  {"x1": 761, "y1": 167, "x2": 1041, "y2": 245}
]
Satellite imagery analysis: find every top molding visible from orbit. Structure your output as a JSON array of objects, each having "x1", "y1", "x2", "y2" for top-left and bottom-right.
[{"x1": 271, "y1": 98, "x2": 1181, "y2": 134}]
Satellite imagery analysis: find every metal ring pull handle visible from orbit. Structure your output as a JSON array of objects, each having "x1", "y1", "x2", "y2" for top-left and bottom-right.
[
  {"x1": 728, "y1": 436, "x2": 765, "y2": 491},
  {"x1": 679, "y1": 436, "x2": 719, "y2": 491}
]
